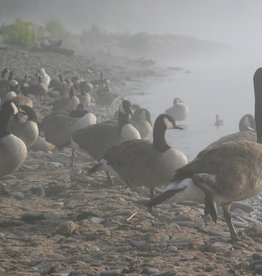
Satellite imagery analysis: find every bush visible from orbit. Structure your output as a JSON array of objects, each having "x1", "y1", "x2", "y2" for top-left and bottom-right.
[
  {"x1": 80, "y1": 24, "x2": 109, "y2": 43},
  {"x1": 3, "y1": 19, "x2": 37, "y2": 46},
  {"x1": 45, "y1": 19, "x2": 70, "y2": 40}
]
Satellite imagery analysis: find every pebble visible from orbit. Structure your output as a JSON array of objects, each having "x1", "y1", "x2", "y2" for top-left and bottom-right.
[
  {"x1": 55, "y1": 221, "x2": 79, "y2": 236},
  {"x1": 175, "y1": 220, "x2": 204, "y2": 229},
  {"x1": 210, "y1": 242, "x2": 233, "y2": 252},
  {"x1": 11, "y1": 191, "x2": 24, "y2": 200},
  {"x1": 166, "y1": 246, "x2": 178, "y2": 253},
  {"x1": 153, "y1": 270, "x2": 175, "y2": 276},
  {"x1": 231, "y1": 201, "x2": 254, "y2": 213},
  {"x1": 50, "y1": 162, "x2": 64, "y2": 168},
  {"x1": 142, "y1": 266, "x2": 160, "y2": 274},
  {"x1": 206, "y1": 229, "x2": 230, "y2": 237},
  {"x1": 232, "y1": 220, "x2": 249, "y2": 228},
  {"x1": 21, "y1": 211, "x2": 46, "y2": 222},
  {"x1": 90, "y1": 217, "x2": 103, "y2": 224},
  {"x1": 100, "y1": 268, "x2": 124, "y2": 276}
]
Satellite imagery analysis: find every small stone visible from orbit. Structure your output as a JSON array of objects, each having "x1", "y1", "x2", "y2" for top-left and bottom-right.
[
  {"x1": 232, "y1": 220, "x2": 249, "y2": 228},
  {"x1": 142, "y1": 266, "x2": 160, "y2": 274},
  {"x1": 21, "y1": 211, "x2": 46, "y2": 223},
  {"x1": 90, "y1": 217, "x2": 103, "y2": 224},
  {"x1": 50, "y1": 162, "x2": 64, "y2": 168},
  {"x1": 11, "y1": 191, "x2": 24, "y2": 200},
  {"x1": 166, "y1": 246, "x2": 178, "y2": 253},
  {"x1": 206, "y1": 229, "x2": 230, "y2": 237},
  {"x1": 253, "y1": 253, "x2": 262, "y2": 260},
  {"x1": 153, "y1": 270, "x2": 175, "y2": 276},
  {"x1": 100, "y1": 268, "x2": 124, "y2": 276},
  {"x1": 210, "y1": 242, "x2": 233, "y2": 252},
  {"x1": 231, "y1": 202, "x2": 254, "y2": 213},
  {"x1": 175, "y1": 220, "x2": 204, "y2": 229}
]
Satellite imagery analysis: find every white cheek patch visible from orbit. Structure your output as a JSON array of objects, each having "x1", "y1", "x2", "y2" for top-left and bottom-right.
[
  {"x1": 164, "y1": 117, "x2": 173, "y2": 129},
  {"x1": 11, "y1": 102, "x2": 19, "y2": 114}
]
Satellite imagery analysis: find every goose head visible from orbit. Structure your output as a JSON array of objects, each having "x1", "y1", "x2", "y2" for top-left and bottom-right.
[
  {"x1": 1, "y1": 68, "x2": 10, "y2": 79},
  {"x1": 119, "y1": 100, "x2": 134, "y2": 117},
  {"x1": 134, "y1": 108, "x2": 152, "y2": 125},
  {"x1": 239, "y1": 114, "x2": 256, "y2": 132},
  {"x1": 39, "y1": 68, "x2": 47, "y2": 76},
  {"x1": 173, "y1": 97, "x2": 183, "y2": 105}
]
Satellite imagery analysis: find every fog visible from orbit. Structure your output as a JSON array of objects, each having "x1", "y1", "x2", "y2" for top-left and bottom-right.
[
  {"x1": 1, "y1": 0, "x2": 262, "y2": 51},
  {"x1": 1, "y1": 0, "x2": 262, "y2": 158}
]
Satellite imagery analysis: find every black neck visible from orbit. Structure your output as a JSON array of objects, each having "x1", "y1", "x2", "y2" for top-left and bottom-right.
[
  {"x1": 254, "y1": 68, "x2": 262, "y2": 143},
  {"x1": 153, "y1": 119, "x2": 171, "y2": 152},
  {"x1": 0, "y1": 110, "x2": 12, "y2": 137},
  {"x1": 118, "y1": 111, "x2": 131, "y2": 127},
  {"x1": 21, "y1": 106, "x2": 38, "y2": 122}
]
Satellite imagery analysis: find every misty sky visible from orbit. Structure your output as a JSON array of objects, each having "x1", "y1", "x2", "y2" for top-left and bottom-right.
[{"x1": 0, "y1": 0, "x2": 262, "y2": 50}]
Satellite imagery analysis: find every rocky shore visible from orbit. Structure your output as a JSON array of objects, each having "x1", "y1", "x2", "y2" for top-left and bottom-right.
[{"x1": 0, "y1": 45, "x2": 262, "y2": 276}]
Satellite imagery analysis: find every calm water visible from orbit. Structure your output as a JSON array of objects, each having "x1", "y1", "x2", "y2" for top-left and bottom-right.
[{"x1": 129, "y1": 57, "x2": 261, "y2": 160}]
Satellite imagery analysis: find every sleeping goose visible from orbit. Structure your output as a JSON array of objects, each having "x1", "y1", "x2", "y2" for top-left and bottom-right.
[
  {"x1": 165, "y1": 97, "x2": 189, "y2": 121},
  {"x1": 41, "y1": 106, "x2": 96, "y2": 150},
  {"x1": 146, "y1": 67, "x2": 262, "y2": 240},
  {"x1": 9, "y1": 105, "x2": 39, "y2": 149},
  {"x1": 131, "y1": 107, "x2": 152, "y2": 138},
  {"x1": 0, "y1": 101, "x2": 27, "y2": 176},
  {"x1": 90, "y1": 114, "x2": 188, "y2": 196},
  {"x1": 71, "y1": 100, "x2": 141, "y2": 162}
]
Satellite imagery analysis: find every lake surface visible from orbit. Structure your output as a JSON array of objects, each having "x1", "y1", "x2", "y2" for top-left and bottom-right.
[{"x1": 129, "y1": 56, "x2": 261, "y2": 160}]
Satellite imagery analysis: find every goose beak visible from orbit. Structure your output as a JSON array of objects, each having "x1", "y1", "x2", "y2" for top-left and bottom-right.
[{"x1": 174, "y1": 125, "x2": 184, "y2": 130}]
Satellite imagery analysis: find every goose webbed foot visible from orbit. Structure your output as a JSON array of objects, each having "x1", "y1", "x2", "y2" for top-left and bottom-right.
[{"x1": 192, "y1": 174, "x2": 218, "y2": 223}]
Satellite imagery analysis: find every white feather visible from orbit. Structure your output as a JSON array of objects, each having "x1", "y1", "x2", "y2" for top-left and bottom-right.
[{"x1": 120, "y1": 124, "x2": 141, "y2": 142}]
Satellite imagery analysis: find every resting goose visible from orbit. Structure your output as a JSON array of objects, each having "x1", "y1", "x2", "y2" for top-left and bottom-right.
[
  {"x1": 131, "y1": 107, "x2": 152, "y2": 138},
  {"x1": 38, "y1": 68, "x2": 50, "y2": 87},
  {"x1": 165, "y1": 97, "x2": 189, "y2": 121},
  {"x1": 9, "y1": 105, "x2": 39, "y2": 149},
  {"x1": 51, "y1": 87, "x2": 79, "y2": 113},
  {"x1": 239, "y1": 114, "x2": 256, "y2": 132},
  {"x1": 0, "y1": 101, "x2": 27, "y2": 176},
  {"x1": 90, "y1": 114, "x2": 188, "y2": 196},
  {"x1": 214, "y1": 114, "x2": 224, "y2": 126},
  {"x1": 41, "y1": 107, "x2": 96, "y2": 150},
  {"x1": 146, "y1": 67, "x2": 262, "y2": 240},
  {"x1": 71, "y1": 100, "x2": 141, "y2": 162}
]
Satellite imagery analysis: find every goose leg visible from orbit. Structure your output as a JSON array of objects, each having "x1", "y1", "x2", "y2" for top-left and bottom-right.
[
  {"x1": 71, "y1": 147, "x2": 75, "y2": 167},
  {"x1": 192, "y1": 174, "x2": 218, "y2": 223},
  {"x1": 222, "y1": 203, "x2": 238, "y2": 241}
]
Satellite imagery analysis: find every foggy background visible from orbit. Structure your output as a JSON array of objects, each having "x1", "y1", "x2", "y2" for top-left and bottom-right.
[{"x1": 0, "y1": 0, "x2": 262, "y2": 51}]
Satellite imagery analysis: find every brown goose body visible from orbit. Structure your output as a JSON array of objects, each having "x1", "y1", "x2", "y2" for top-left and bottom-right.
[
  {"x1": 72, "y1": 100, "x2": 141, "y2": 161},
  {"x1": 92, "y1": 114, "x2": 188, "y2": 191},
  {"x1": 147, "y1": 67, "x2": 262, "y2": 240}
]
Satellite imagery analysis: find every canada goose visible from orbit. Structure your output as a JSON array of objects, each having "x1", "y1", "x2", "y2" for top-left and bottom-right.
[
  {"x1": 95, "y1": 83, "x2": 117, "y2": 108},
  {"x1": 91, "y1": 71, "x2": 110, "y2": 88},
  {"x1": 78, "y1": 87, "x2": 91, "y2": 108},
  {"x1": 49, "y1": 74, "x2": 73, "y2": 99},
  {"x1": 146, "y1": 67, "x2": 262, "y2": 240},
  {"x1": 239, "y1": 114, "x2": 256, "y2": 132},
  {"x1": 71, "y1": 100, "x2": 141, "y2": 162},
  {"x1": 214, "y1": 114, "x2": 224, "y2": 126},
  {"x1": 38, "y1": 68, "x2": 50, "y2": 87},
  {"x1": 41, "y1": 107, "x2": 96, "y2": 149},
  {"x1": 90, "y1": 114, "x2": 188, "y2": 195},
  {"x1": 4, "y1": 85, "x2": 33, "y2": 108},
  {"x1": 31, "y1": 135, "x2": 55, "y2": 152},
  {"x1": 9, "y1": 105, "x2": 39, "y2": 149},
  {"x1": 51, "y1": 87, "x2": 80, "y2": 113},
  {"x1": 0, "y1": 68, "x2": 10, "y2": 97},
  {"x1": 21, "y1": 76, "x2": 48, "y2": 99},
  {"x1": 131, "y1": 107, "x2": 152, "y2": 138},
  {"x1": 165, "y1": 97, "x2": 189, "y2": 121},
  {"x1": 0, "y1": 101, "x2": 27, "y2": 176}
]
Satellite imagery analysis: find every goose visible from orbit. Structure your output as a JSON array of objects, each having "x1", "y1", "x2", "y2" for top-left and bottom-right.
[
  {"x1": 95, "y1": 83, "x2": 117, "y2": 108},
  {"x1": 38, "y1": 68, "x2": 50, "y2": 87},
  {"x1": 21, "y1": 75, "x2": 48, "y2": 99},
  {"x1": 49, "y1": 74, "x2": 73, "y2": 99},
  {"x1": 51, "y1": 87, "x2": 80, "y2": 113},
  {"x1": 4, "y1": 85, "x2": 33, "y2": 108},
  {"x1": 146, "y1": 67, "x2": 262, "y2": 241},
  {"x1": 31, "y1": 135, "x2": 55, "y2": 152},
  {"x1": 131, "y1": 107, "x2": 152, "y2": 138},
  {"x1": 239, "y1": 114, "x2": 256, "y2": 132},
  {"x1": 0, "y1": 101, "x2": 27, "y2": 176},
  {"x1": 78, "y1": 87, "x2": 91, "y2": 108},
  {"x1": 71, "y1": 100, "x2": 141, "y2": 162},
  {"x1": 0, "y1": 68, "x2": 11, "y2": 97},
  {"x1": 41, "y1": 107, "x2": 96, "y2": 149},
  {"x1": 165, "y1": 97, "x2": 189, "y2": 121},
  {"x1": 9, "y1": 105, "x2": 39, "y2": 149},
  {"x1": 89, "y1": 114, "x2": 188, "y2": 196},
  {"x1": 214, "y1": 114, "x2": 224, "y2": 126}
]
